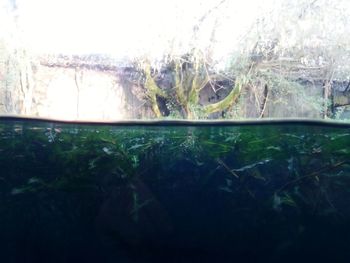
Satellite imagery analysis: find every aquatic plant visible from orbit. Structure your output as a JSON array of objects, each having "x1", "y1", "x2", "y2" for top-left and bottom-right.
[{"x1": 1, "y1": 119, "x2": 350, "y2": 260}]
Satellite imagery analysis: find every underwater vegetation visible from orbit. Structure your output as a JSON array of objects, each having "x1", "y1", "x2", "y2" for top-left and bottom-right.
[{"x1": 0, "y1": 119, "x2": 350, "y2": 262}]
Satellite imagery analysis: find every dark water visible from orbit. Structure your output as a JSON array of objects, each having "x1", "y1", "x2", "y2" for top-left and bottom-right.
[{"x1": 1, "y1": 118, "x2": 350, "y2": 262}]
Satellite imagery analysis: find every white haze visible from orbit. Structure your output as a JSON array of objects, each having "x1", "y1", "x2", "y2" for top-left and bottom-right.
[{"x1": 6, "y1": 0, "x2": 275, "y2": 61}]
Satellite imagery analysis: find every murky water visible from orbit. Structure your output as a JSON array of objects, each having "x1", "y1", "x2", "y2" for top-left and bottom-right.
[{"x1": 1, "y1": 118, "x2": 350, "y2": 262}]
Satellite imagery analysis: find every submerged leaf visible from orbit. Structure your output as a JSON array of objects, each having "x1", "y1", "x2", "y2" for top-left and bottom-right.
[
  {"x1": 266, "y1": 146, "x2": 281, "y2": 151},
  {"x1": 128, "y1": 144, "x2": 146, "y2": 151},
  {"x1": 28, "y1": 177, "x2": 43, "y2": 184},
  {"x1": 233, "y1": 159, "x2": 271, "y2": 172},
  {"x1": 273, "y1": 193, "x2": 282, "y2": 211},
  {"x1": 273, "y1": 192, "x2": 297, "y2": 211},
  {"x1": 281, "y1": 193, "x2": 297, "y2": 208},
  {"x1": 287, "y1": 157, "x2": 296, "y2": 172},
  {"x1": 250, "y1": 170, "x2": 266, "y2": 181},
  {"x1": 11, "y1": 187, "x2": 28, "y2": 195},
  {"x1": 334, "y1": 149, "x2": 350, "y2": 154},
  {"x1": 102, "y1": 147, "x2": 113, "y2": 155}
]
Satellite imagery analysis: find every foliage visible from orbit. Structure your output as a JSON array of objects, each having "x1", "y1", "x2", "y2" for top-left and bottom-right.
[
  {"x1": 132, "y1": 0, "x2": 350, "y2": 120},
  {"x1": 0, "y1": 37, "x2": 35, "y2": 115}
]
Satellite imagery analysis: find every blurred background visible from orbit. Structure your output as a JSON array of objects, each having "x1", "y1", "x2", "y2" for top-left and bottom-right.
[{"x1": 1, "y1": 0, "x2": 350, "y2": 120}]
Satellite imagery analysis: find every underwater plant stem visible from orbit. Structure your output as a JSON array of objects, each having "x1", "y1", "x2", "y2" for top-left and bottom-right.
[
  {"x1": 216, "y1": 158, "x2": 239, "y2": 179},
  {"x1": 276, "y1": 160, "x2": 348, "y2": 193}
]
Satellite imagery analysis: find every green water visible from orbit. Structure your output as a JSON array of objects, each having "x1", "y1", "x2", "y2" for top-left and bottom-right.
[{"x1": 1, "y1": 118, "x2": 350, "y2": 262}]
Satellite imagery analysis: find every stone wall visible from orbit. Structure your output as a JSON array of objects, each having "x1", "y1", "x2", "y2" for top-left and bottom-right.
[
  {"x1": 0, "y1": 53, "x2": 157, "y2": 120},
  {"x1": 33, "y1": 66, "x2": 126, "y2": 120}
]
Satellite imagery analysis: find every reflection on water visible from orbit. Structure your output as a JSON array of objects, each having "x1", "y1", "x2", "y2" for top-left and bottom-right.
[{"x1": 1, "y1": 118, "x2": 350, "y2": 262}]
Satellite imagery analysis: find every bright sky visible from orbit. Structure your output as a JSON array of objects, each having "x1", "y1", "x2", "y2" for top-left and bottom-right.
[{"x1": 7, "y1": 0, "x2": 274, "y2": 60}]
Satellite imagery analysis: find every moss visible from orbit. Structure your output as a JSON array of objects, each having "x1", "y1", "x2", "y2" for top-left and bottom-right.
[
  {"x1": 141, "y1": 52, "x2": 241, "y2": 119},
  {"x1": 204, "y1": 76, "x2": 244, "y2": 114},
  {"x1": 173, "y1": 53, "x2": 209, "y2": 119},
  {"x1": 143, "y1": 62, "x2": 168, "y2": 118}
]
